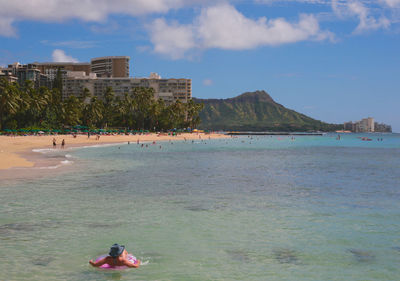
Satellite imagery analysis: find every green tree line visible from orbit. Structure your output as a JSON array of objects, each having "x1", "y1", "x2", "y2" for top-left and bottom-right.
[{"x1": 0, "y1": 78, "x2": 204, "y2": 131}]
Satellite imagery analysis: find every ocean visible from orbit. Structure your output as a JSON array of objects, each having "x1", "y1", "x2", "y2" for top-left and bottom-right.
[{"x1": 1, "y1": 133, "x2": 399, "y2": 280}]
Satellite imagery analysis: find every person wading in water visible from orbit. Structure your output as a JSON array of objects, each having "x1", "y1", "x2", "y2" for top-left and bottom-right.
[{"x1": 89, "y1": 244, "x2": 140, "y2": 268}]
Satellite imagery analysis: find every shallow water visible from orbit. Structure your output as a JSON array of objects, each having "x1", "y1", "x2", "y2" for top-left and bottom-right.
[{"x1": 1, "y1": 133, "x2": 400, "y2": 280}]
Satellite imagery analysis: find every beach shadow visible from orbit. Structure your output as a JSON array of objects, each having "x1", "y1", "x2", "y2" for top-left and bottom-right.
[{"x1": 347, "y1": 249, "x2": 375, "y2": 263}]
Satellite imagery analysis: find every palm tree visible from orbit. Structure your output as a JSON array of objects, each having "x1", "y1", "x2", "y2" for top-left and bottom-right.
[
  {"x1": 26, "y1": 84, "x2": 49, "y2": 126},
  {"x1": 186, "y1": 99, "x2": 204, "y2": 129},
  {"x1": 115, "y1": 93, "x2": 136, "y2": 128},
  {"x1": 84, "y1": 96, "x2": 103, "y2": 127},
  {"x1": 61, "y1": 95, "x2": 82, "y2": 126},
  {"x1": 132, "y1": 87, "x2": 155, "y2": 130},
  {"x1": 0, "y1": 78, "x2": 21, "y2": 130},
  {"x1": 149, "y1": 98, "x2": 165, "y2": 131},
  {"x1": 79, "y1": 87, "x2": 91, "y2": 103},
  {"x1": 168, "y1": 100, "x2": 186, "y2": 129},
  {"x1": 102, "y1": 87, "x2": 115, "y2": 128}
]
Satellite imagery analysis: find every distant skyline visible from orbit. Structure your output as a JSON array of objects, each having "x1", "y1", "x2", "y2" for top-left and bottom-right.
[{"x1": 0, "y1": 0, "x2": 399, "y2": 131}]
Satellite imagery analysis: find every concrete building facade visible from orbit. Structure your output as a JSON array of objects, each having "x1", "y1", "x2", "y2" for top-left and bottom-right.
[
  {"x1": 344, "y1": 117, "x2": 376, "y2": 133},
  {"x1": 62, "y1": 72, "x2": 191, "y2": 105},
  {"x1": 0, "y1": 62, "x2": 49, "y2": 88},
  {"x1": 35, "y1": 62, "x2": 91, "y2": 78},
  {"x1": 1, "y1": 56, "x2": 192, "y2": 106},
  {"x1": 90, "y1": 56, "x2": 130, "y2": 78}
]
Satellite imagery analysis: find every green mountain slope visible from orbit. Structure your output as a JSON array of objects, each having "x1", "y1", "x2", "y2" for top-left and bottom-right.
[{"x1": 194, "y1": 90, "x2": 341, "y2": 132}]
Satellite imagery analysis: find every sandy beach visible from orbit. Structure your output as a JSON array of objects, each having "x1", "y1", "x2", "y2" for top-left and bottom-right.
[{"x1": 0, "y1": 133, "x2": 227, "y2": 171}]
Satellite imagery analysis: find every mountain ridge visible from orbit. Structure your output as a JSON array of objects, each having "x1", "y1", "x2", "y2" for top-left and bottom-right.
[{"x1": 193, "y1": 90, "x2": 341, "y2": 132}]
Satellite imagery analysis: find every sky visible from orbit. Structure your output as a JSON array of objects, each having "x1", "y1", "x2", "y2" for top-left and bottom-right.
[{"x1": 0, "y1": 0, "x2": 399, "y2": 131}]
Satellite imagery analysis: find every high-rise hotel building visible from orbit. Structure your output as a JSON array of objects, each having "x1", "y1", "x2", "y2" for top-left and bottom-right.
[
  {"x1": 90, "y1": 56, "x2": 130, "y2": 78},
  {"x1": 1, "y1": 56, "x2": 192, "y2": 105}
]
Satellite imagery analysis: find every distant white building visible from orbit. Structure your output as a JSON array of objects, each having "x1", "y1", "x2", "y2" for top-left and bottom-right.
[{"x1": 344, "y1": 117, "x2": 376, "y2": 132}]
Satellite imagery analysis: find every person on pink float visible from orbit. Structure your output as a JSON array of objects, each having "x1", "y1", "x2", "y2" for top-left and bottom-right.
[{"x1": 89, "y1": 243, "x2": 140, "y2": 268}]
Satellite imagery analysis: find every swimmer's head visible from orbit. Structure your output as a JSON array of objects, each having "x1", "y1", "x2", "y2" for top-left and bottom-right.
[{"x1": 109, "y1": 243, "x2": 125, "y2": 257}]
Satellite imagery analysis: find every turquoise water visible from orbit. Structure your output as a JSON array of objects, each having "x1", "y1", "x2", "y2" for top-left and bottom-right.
[{"x1": 1, "y1": 133, "x2": 400, "y2": 280}]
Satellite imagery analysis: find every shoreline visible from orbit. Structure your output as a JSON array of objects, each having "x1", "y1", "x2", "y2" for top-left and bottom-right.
[{"x1": 0, "y1": 133, "x2": 228, "y2": 179}]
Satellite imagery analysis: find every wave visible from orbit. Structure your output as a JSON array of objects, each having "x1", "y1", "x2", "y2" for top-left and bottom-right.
[
  {"x1": 32, "y1": 148, "x2": 57, "y2": 154},
  {"x1": 37, "y1": 160, "x2": 74, "y2": 170},
  {"x1": 79, "y1": 142, "x2": 127, "y2": 149}
]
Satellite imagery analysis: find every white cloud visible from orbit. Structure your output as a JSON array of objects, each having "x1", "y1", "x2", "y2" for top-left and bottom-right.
[
  {"x1": 148, "y1": 3, "x2": 334, "y2": 59},
  {"x1": 0, "y1": 0, "x2": 198, "y2": 37},
  {"x1": 52, "y1": 49, "x2": 79, "y2": 62},
  {"x1": 332, "y1": 0, "x2": 390, "y2": 33},
  {"x1": 380, "y1": 0, "x2": 400, "y2": 8},
  {"x1": 0, "y1": 17, "x2": 17, "y2": 37},
  {"x1": 348, "y1": 1, "x2": 390, "y2": 32},
  {"x1": 149, "y1": 19, "x2": 196, "y2": 60},
  {"x1": 198, "y1": 4, "x2": 333, "y2": 49}
]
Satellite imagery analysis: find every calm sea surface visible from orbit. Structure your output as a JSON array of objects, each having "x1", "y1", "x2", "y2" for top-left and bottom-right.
[{"x1": 1, "y1": 133, "x2": 400, "y2": 281}]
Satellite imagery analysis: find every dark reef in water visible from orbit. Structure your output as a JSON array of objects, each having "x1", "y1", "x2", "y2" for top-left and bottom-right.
[
  {"x1": 273, "y1": 248, "x2": 299, "y2": 264},
  {"x1": 184, "y1": 205, "x2": 209, "y2": 212},
  {"x1": 32, "y1": 257, "x2": 53, "y2": 266},
  {"x1": 225, "y1": 249, "x2": 251, "y2": 263},
  {"x1": 392, "y1": 246, "x2": 400, "y2": 252},
  {"x1": 347, "y1": 249, "x2": 375, "y2": 262}
]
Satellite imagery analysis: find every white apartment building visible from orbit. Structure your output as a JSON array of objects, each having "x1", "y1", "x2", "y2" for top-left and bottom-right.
[{"x1": 62, "y1": 71, "x2": 191, "y2": 105}]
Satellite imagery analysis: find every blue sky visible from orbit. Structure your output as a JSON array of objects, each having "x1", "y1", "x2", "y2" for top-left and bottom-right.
[{"x1": 0, "y1": 0, "x2": 399, "y2": 131}]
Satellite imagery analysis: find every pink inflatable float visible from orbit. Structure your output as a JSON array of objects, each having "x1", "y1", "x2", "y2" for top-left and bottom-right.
[{"x1": 95, "y1": 254, "x2": 139, "y2": 270}]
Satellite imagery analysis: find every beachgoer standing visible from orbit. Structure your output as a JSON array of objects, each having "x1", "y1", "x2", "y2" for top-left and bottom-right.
[
  {"x1": 52, "y1": 138, "x2": 56, "y2": 148},
  {"x1": 61, "y1": 139, "x2": 65, "y2": 149}
]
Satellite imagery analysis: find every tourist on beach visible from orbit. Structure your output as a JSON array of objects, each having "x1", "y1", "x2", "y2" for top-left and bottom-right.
[
  {"x1": 61, "y1": 139, "x2": 65, "y2": 149},
  {"x1": 52, "y1": 138, "x2": 56, "y2": 148},
  {"x1": 89, "y1": 244, "x2": 140, "y2": 268}
]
